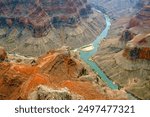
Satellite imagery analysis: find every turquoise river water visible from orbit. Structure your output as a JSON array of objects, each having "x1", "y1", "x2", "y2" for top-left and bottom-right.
[{"x1": 79, "y1": 11, "x2": 119, "y2": 90}]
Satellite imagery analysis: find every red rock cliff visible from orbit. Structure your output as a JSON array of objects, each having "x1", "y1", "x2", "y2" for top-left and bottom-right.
[{"x1": 0, "y1": 47, "x2": 107, "y2": 100}]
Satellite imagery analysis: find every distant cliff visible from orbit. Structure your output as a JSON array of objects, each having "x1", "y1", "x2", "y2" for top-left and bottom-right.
[
  {"x1": 88, "y1": 0, "x2": 140, "y2": 19},
  {"x1": 128, "y1": 4, "x2": 150, "y2": 30}
]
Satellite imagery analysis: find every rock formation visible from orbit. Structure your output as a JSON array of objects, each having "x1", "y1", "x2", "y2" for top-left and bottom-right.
[
  {"x1": 0, "y1": 0, "x2": 92, "y2": 37},
  {"x1": 0, "y1": 0, "x2": 105, "y2": 56},
  {"x1": 0, "y1": 0, "x2": 50, "y2": 37},
  {"x1": 122, "y1": 1, "x2": 150, "y2": 60},
  {"x1": 28, "y1": 85, "x2": 83, "y2": 100},
  {"x1": 94, "y1": 38, "x2": 150, "y2": 99},
  {"x1": 126, "y1": 1, "x2": 150, "y2": 35},
  {"x1": 123, "y1": 33, "x2": 150, "y2": 60},
  {"x1": 88, "y1": 0, "x2": 140, "y2": 19},
  {"x1": 0, "y1": 47, "x2": 109, "y2": 100},
  {"x1": 0, "y1": 46, "x2": 7, "y2": 61},
  {"x1": 119, "y1": 30, "x2": 136, "y2": 48},
  {"x1": 128, "y1": 4, "x2": 150, "y2": 29}
]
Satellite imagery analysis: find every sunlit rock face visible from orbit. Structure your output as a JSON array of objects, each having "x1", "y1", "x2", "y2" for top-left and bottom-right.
[
  {"x1": 0, "y1": 0, "x2": 92, "y2": 37},
  {"x1": 0, "y1": 47, "x2": 108, "y2": 100}
]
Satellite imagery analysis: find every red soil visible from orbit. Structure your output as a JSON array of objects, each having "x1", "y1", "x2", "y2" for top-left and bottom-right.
[{"x1": 0, "y1": 50, "x2": 107, "y2": 100}]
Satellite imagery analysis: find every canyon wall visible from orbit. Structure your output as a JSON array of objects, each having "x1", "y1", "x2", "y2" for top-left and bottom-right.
[
  {"x1": 92, "y1": 0, "x2": 150, "y2": 99},
  {"x1": 122, "y1": 1, "x2": 150, "y2": 60},
  {"x1": 0, "y1": 0, "x2": 105, "y2": 56},
  {"x1": 0, "y1": 0, "x2": 92, "y2": 37},
  {"x1": 123, "y1": 34, "x2": 150, "y2": 60},
  {"x1": 128, "y1": 3, "x2": 150, "y2": 30}
]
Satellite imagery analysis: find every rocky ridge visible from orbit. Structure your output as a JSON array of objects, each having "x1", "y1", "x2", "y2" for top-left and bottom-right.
[{"x1": 0, "y1": 46, "x2": 129, "y2": 100}]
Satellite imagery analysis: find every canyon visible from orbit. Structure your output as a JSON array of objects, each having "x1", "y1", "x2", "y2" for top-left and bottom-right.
[
  {"x1": 0, "y1": 0, "x2": 92, "y2": 37},
  {"x1": 0, "y1": 0, "x2": 105, "y2": 56},
  {"x1": 0, "y1": 0, "x2": 150, "y2": 100}
]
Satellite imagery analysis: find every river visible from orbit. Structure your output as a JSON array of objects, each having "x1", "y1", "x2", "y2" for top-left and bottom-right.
[
  {"x1": 79, "y1": 10, "x2": 138, "y2": 100},
  {"x1": 79, "y1": 11, "x2": 119, "y2": 90}
]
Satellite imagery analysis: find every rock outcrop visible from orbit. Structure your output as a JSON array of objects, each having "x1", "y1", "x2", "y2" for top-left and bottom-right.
[
  {"x1": 123, "y1": 33, "x2": 150, "y2": 60},
  {"x1": 28, "y1": 85, "x2": 83, "y2": 100},
  {"x1": 0, "y1": 46, "x2": 7, "y2": 62},
  {"x1": 0, "y1": 47, "x2": 109, "y2": 100},
  {"x1": 122, "y1": 1, "x2": 150, "y2": 60},
  {"x1": 119, "y1": 30, "x2": 136, "y2": 48}
]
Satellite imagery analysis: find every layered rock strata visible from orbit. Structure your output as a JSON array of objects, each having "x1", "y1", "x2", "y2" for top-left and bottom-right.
[
  {"x1": 0, "y1": 0, "x2": 105, "y2": 56},
  {"x1": 94, "y1": 38, "x2": 150, "y2": 99},
  {"x1": 0, "y1": 0, "x2": 92, "y2": 37},
  {"x1": 128, "y1": 5, "x2": 150, "y2": 29},
  {"x1": 123, "y1": 33, "x2": 150, "y2": 60}
]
